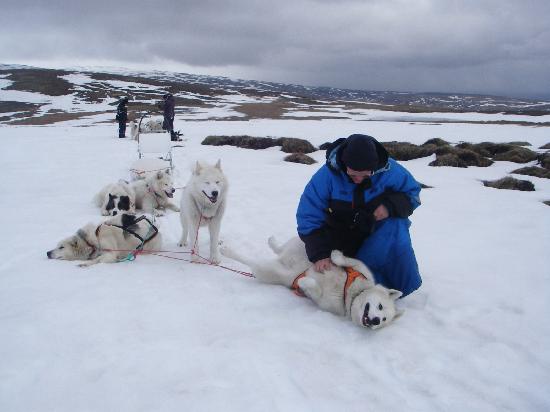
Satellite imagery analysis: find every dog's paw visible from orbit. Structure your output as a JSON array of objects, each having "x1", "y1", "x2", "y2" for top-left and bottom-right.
[
  {"x1": 330, "y1": 250, "x2": 345, "y2": 265},
  {"x1": 154, "y1": 210, "x2": 165, "y2": 217},
  {"x1": 210, "y1": 252, "x2": 221, "y2": 265}
]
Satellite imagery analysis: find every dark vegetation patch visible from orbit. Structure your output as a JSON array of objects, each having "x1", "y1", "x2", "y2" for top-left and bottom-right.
[
  {"x1": 284, "y1": 153, "x2": 316, "y2": 164},
  {"x1": 8, "y1": 110, "x2": 100, "y2": 125},
  {"x1": 539, "y1": 152, "x2": 550, "y2": 169},
  {"x1": 456, "y1": 142, "x2": 538, "y2": 163},
  {"x1": 2, "y1": 68, "x2": 74, "y2": 96},
  {"x1": 422, "y1": 138, "x2": 450, "y2": 146},
  {"x1": 543, "y1": 200, "x2": 550, "y2": 207},
  {"x1": 0, "y1": 101, "x2": 41, "y2": 121},
  {"x1": 233, "y1": 99, "x2": 293, "y2": 119},
  {"x1": 482, "y1": 177, "x2": 535, "y2": 191},
  {"x1": 381, "y1": 141, "x2": 439, "y2": 161},
  {"x1": 202, "y1": 135, "x2": 316, "y2": 153},
  {"x1": 510, "y1": 167, "x2": 550, "y2": 179},
  {"x1": 540, "y1": 143, "x2": 550, "y2": 150}
]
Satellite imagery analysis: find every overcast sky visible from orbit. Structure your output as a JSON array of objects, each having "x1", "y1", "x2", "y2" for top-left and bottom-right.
[{"x1": 1, "y1": 0, "x2": 549, "y2": 99}]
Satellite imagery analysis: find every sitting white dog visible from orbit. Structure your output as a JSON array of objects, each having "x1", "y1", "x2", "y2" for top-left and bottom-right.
[
  {"x1": 221, "y1": 236, "x2": 403, "y2": 329},
  {"x1": 47, "y1": 213, "x2": 162, "y2": 267},
  {"x1": 131, "y1": 169, "x2": 180, "y2": 216}
]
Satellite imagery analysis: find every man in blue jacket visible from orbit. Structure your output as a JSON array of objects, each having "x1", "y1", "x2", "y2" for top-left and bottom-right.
[{"x1": 296, "y1": 134, "x2": 422, "y2": 297}]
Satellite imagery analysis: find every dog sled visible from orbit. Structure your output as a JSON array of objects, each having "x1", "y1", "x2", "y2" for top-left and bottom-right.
[{"x1": 130, "y1": 112, "x2": 174, "y2": 180}]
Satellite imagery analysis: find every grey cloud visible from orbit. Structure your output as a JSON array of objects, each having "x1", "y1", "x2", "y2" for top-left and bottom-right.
[{"x1": 1, "y1": 0, "x2": 549, "y2": 97}]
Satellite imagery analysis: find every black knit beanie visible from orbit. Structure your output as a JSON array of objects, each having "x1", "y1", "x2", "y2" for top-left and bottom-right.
[{"x1": 341, "y1": 134, "x2": 378, "y2": 171}]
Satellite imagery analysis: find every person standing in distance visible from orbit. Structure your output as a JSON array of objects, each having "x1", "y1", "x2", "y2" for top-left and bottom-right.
[
  {"x1": 296, "y1": 133, "x2": 422, "y2": 297},
  {"x1": 115, "y1": 96, "x2": 129, "y2": 138},
  {"x1": 161, "y1": 93, "x2": 178, "y2": 141}
]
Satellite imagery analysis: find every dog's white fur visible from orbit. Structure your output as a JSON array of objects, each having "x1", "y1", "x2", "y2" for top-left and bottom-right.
[
  {"x1": 47, "y1": 213, "x2": 162, "y2": 267},
  {"x1": 140, "y1": 119, "x2": 164, "y2": 133},
  {"x1": 220, "y1": 236, "x2": 403, "y2": 329},
  {"x1": 179, "y1": 160, "x2": 228, "y2": 264},
  {"x1": 131, "y1": 169, "x2": 179, "y2": 216},
  {"x1": 93, "y1": 180, "x2": 136, "y2": 216},
  {"x1": 129, "y1": 120, "x2": 139, "y2": 140}
]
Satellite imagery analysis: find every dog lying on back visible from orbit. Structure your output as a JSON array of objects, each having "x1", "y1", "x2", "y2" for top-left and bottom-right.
[
  {"x1": 47, "y1": 213, "x2": 162, "y2": 267},
  {"x1": 221, "y1": 236, "x2": 403, "y2": 330}
]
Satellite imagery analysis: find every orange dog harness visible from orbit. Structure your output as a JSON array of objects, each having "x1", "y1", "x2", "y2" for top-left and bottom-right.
[{"x1": 291, "y1": 267, "x2": 365, "y2": 300}]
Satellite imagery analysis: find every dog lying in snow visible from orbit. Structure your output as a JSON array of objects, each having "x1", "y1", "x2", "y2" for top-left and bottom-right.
[
  {"x1": 220, "y1": 236, "x2": 403, "y2": 329},
  {"x1": 131, "y1": 169, "x2": 179, "y2": 216},
  {"x1": 179, "y1": 160, "x2": 228, "y2": 264},
  {"x1": 93, "y1": 180, "x2": 136, "y2": 216},
  {"x1": 96, "y1": 170, "x2": 179, "y2": 217},
  {"x1": 47, "y1": 213, "x2": 162, "y2": 267}
]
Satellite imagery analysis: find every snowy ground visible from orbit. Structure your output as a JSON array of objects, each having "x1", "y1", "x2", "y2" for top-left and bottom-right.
[{"x1": 1, "y1": 108, "x2": 549, "y2": 411}]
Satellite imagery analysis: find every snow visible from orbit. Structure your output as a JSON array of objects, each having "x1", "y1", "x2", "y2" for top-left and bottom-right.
[{"x1": 1, "y1": 93, "x2": 550, "y2": 411}]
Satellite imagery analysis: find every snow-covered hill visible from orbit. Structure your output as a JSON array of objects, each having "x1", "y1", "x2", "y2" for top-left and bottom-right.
[{"x1": 0, "y1": 65, "x2": 549, "y2": 411}]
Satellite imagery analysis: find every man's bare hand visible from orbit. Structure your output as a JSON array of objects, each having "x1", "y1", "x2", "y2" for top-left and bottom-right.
[
  {"x1": 373, "y1": 204, "x2": 389, "y2": 221},
  {"x1": 314, "y1": 258, "x2": 333, "y2": 272}
]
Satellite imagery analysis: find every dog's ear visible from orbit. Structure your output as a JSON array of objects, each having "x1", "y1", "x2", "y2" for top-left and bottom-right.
[
  {"x1": 194, "y1": 161, "x2": 202, "y2": 175},
  {"x1": 388, "y1": 289, "x2": 403, "y2": 301},
  {"x1": 215, "y1": 159, "x2": 222, "y2": 170}
]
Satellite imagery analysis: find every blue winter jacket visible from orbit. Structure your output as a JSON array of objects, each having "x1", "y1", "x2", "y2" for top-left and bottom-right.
[{"x1": 296, "y1": 136, "x2": 421, "y2": 262}]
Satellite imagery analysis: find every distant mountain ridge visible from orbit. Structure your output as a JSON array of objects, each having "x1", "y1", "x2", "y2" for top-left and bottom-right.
[{"x1": 1, "y1": 64, "x2": 550, "y2": 120}]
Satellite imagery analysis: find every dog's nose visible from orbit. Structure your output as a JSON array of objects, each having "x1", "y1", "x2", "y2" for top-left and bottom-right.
[
  {"x1": 112, "y1": 210, "x2": 118, "y2": 215},
  {"x1": 47, "y1": 251, "x2": 52, "y2": 258},
  {"x1": 371, "y1": 317, "x2": 380, "y2": 326},
  {"x1": 171, "y1": 188, "x2": 176, "y2": 194},
  {"x1": 212, "y1": 191, "x2": 218, "y2": 197}
]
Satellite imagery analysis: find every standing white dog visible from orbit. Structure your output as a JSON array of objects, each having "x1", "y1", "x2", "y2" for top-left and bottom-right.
[
  {"x1": 220, "y1": 236, "x2": 403, "y2": 330},
  {"x1": 179, "y1": 160, "x2": 228, "y2": 264}
]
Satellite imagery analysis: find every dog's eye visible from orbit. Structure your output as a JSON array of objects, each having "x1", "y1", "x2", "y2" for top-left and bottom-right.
[
  {"x1": 216, "y1": 181, "x2": 220, "y2": 184},
  {"x1": 383, "y1": 317, "x2": 386, "y2": 322},
  {"x1": 59, "y1": 246, "x2": 64, "y2": 249},
  {"x1": 378, "y1": 303, "x2": 383, "y2": 310}
]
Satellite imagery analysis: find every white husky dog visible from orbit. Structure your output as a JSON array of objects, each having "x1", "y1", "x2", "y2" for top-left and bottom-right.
[
  {"x1": 93, "y1": 180, "x2": 136, "y2": 216},
  {"x1": 131, "y1": 169, "x2": 179, "y2": 216},
  {"x1": 220, "y1": 236, "x2": 403, "y2": 330},
  {"x1": 129, "y1": 120, "x2": 139, "y2": 140},
  {"x1": 47, "y1": 213, "x2": 162, "y2": 267},
  {"x1": 179, "y1": 160, "x2": 228, "y2": 264}
]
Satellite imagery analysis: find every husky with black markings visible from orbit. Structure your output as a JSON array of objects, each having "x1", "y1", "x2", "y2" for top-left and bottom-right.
[
  {"x1": 47, "y1": 213, "x2": 162, "y2": 267},
  {"x1": 179, "y1": 160, "x2": 228, "y2": 264},
  {"x1": 94, "y1": 180, "x2": 136, "y2": 216},
  {"x1": 220, "y1": 236, "x2": 403, "y2": 330}
]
